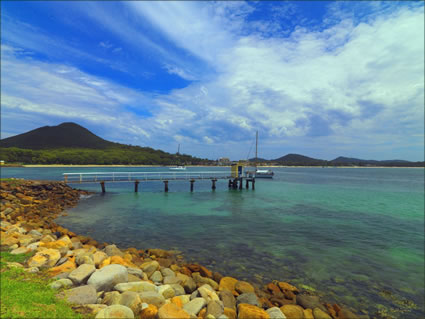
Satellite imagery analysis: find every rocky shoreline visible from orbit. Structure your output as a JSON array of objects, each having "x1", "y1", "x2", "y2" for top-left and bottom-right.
[{"x1": 1, "y1": 180, "x2": 364, "y2": 319}]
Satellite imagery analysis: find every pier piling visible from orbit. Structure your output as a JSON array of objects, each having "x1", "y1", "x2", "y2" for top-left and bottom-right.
[
  {"x1": 100, "y1": 181, "x2": 106, "y2": 193},
  {"x1": 164, "y1": 180, "x2": 169, "y2": 192},
  {"x1": 228, "y1": 179, "x2": 232, "y2": 188},
  {"x1": 252, "y1": 179, "x2": 255, "y2": 190},
  {"x1": 212, "y1": 179, "x2": 217, "y2": 190},
  {"x1": 134, "y1": 180, "x2": 139, "y2": 193},
  {"x1": 239, "y1": 178, "x2": 243, "y2": 190},
  {"x1": 190, "y1": 179, "x2": 195, "y2": 192},
  {"x1": 246, "y1": 179, "x2": 249, "y2": 189}
]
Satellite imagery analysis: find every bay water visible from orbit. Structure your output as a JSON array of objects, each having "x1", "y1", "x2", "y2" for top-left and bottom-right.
[{"x1": 2, "y1": 166, "x2": 424, "y2": 318}]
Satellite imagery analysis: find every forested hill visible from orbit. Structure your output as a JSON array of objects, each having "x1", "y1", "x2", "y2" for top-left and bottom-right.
[{"x1": 0, "y1": 123, "x2": 212, "y2": 165}]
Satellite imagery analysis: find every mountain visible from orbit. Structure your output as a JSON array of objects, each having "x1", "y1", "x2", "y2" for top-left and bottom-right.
[
  {"x1": 0, "y1": 122, "x2": 117, "y2": 149},
  {"x1": 0, "y1": 122, "x2": 212, "y2": 165},
  {"x1": 272, "y1": 153, "x2": 327, "y2": 165},
  {"x1": 330, "y1": 156, "x2": 415, "y2": 166},
  {"x1": 248, "y1": 157, "x2": 268, "y2": 162}
]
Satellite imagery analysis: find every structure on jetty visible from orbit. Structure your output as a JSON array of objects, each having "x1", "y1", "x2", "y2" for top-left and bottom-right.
[{"x1": 63, "y1": 163, "x2": 255, "y2": 193}]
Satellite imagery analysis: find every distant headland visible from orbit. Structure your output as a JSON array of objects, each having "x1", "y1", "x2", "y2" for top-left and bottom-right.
[{"x1": 0, "y1": 123, "x2": 423, "y2": 167}]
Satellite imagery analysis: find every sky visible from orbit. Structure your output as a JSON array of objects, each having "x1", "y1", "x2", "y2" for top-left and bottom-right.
[{"x1": 1, "y1": 1, "x2": 424, "y2": 161}]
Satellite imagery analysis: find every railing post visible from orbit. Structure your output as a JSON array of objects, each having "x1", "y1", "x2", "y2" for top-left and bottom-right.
[
  {"x1": 164, "y1": 180, "x2": 169, "y2": 192},
  {"x1": 100, "y1": 181, "x2": 106, "y2": 193}
]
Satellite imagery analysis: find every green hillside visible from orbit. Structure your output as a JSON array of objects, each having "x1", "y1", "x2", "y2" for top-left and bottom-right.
[{"x1": 0, "y1": 123, "x2": 212, "y2": 165}]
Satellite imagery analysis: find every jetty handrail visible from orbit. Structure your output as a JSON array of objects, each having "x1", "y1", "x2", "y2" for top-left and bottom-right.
[{"x1": 63, "y1": 171, "x2": 232, "y2": 183}]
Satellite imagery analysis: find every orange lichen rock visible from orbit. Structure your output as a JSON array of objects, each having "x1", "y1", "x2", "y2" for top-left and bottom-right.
[
  {"x1": 171, "y1": 296, "x2": 183, "y2": 308},
  {"x1": 219, "y1": 277, "x2": 238, "y2": 294},
  {"x1": 278, "y1": 282, "x2": 299, "y2": 293},
  {"x1": 140, "y1": 304, "x2": 158, "y2": 319},
  {"x1": 280, "y1": 304, "x2": 305, "y2": 319},
  {"x1": 48, "y1": 257, "x2": 77, "y2": 276},
  {"x1": 223, "y1": 307, "x2": 237, "y2": 319},
  {"x1": 158, "y1": 303, "x2": 190, "y2": 319},
  {"x1": 238, "y1": 304, "x2": 270, "y2": 319}
]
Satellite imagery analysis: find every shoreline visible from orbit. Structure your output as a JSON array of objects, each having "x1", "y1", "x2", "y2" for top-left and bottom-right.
[
  {"x1": 9, "y1": 164, "x2": 425, "y2": 168},
  {"x1": 0, "y1": 179, "x2": 374, "y2": 318}
]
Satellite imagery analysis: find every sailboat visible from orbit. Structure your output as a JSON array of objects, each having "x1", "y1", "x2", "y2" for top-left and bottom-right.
[
  {"x1": 252, "y1": 131, "x2": 274, "y2": 178},
  {"x1": 169, "y1": 144, "x2": 186, "y2": 170}
]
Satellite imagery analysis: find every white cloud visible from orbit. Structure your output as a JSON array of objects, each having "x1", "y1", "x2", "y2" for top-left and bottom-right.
[{"x1": 1, "y1": 3, "x2": 424, "y2": 160}]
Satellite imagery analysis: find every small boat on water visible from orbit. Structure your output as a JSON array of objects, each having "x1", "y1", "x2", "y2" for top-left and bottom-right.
[
  {"x1": 169, "y1": 166, "x2": 186, "y2": 171},
  {"x1": 255, "y1": 169, "x2": 274, "y2": 178}
]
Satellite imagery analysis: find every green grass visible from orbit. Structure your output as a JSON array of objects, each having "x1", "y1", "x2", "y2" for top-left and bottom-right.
[{"x1": 0, "y1": 251, "x2": 83, "y2": 319}]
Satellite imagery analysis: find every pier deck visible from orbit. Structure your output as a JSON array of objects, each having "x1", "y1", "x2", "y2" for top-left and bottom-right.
[{"x1": 63, "y1": 171, "x2": 255, "y2": 192}]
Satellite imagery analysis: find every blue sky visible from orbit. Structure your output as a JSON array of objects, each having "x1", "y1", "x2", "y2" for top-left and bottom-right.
[{"x1": 1, "y1": 1, "x2": 424, "y2": 161}]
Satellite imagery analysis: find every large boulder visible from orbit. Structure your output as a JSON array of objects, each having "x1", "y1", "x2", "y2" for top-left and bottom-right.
[
  {"x1": 104, "y1": 244, "x2": 124, "y2": 257},
  {"x1": 236, "y1": 293, "x2": 260, "y2": 307},
  {"x1": 64, "y1": 285, "x2": 97, "y2": 305},
  {"x1": 183, "y1": 298, "x2": 207, "y2": 316},
  {"x1": 87, "y1": 264, "x2": 128, "y2": 291},
  {"x1": 266, "y1": 307, "x2": 287, "y2": 319},
  {"x1": 114, "y1": 281, "x2": 156, "y2": 293},
  {"x1": 68, "y1": 264, "x2": 96, "y2": 285},
  {"x1": 95, "y1": 305, "x2": 134, "y2": 318}
]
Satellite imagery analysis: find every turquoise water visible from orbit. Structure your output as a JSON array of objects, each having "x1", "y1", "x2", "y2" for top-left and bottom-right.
[{"x1": 2, "y1": 167, "x2": 424, "y2": 318}]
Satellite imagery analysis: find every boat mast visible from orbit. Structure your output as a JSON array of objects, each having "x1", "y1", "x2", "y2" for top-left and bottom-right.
[{"x1": 255, "y1": 131, "x2": 258, "y2": 167}]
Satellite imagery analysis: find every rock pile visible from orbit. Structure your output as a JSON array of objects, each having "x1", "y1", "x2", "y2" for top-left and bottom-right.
[{"x1": 1, "y1": 180, "x2": 363, "y2": 319}]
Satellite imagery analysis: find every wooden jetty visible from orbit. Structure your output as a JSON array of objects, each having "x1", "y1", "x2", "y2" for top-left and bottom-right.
[{"x1": 63, "y1": 170, "x2": 255, "y2": 193}]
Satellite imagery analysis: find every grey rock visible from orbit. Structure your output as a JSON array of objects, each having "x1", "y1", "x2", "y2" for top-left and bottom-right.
[
  {"x1": 163, "y1": 275, "x2": 179, "y2": 285},
  {"x1": 141, "y1": 260, "x2": 159, "y2": 277},
  {"x1": 160, "y1": 268, "x2": 175, "y2": 277},
  {"x1": 76, "y1": 253, "x2": 95, "y2": 266},
  {"x1": 114, "y1": 281, "x2": 156, "y2": 293},
  {"x1": 217, "y1": 315, "x2": 229, "y2": 319},
  {"x1": 64, "y1": 285, "x2": 97, "y2": 305},
  {"x1": 103, "y1": 291, "x2": 121, "y2": 305},
  {"x1": 150, "y1": 270, "x2": 163, "y2": 283},
  {"x1": 54, "y1": 272, "x2": 70, "y2": 280},
  {"x1": 219, "y1": 290, "x2": 236, "y2": 310},
  {"x1": 266, "y1": 307, "x2": 287, "y2": 319},
  {"x1": 87, "y1": 264, "x2": 128, "y2": 292},
  {"x1": 119, "y1": 291, "x2": 141, "y2": 315},
  {"x1": 69, "y1": 264, "x2": 96, "y2": 285},
  {"x1": 170, "y1": 283, "x2": 185, "y2": 296},
  {"x1": 158, "y1": 284, "x2": 175, "y2": 299},
  {"x1": 236, "y1": 292, "x2": 260, "y2": 307},
  {"x1": 56, "y1": 257, "x2": 69, "y2": 267},
  {"x1": 183, "y1": 298, "x2": 207, "y2": 316},
  {"x1": 104, "y1": 244, "x2": 124, "y2": 257},
  {"x1": 24, "y1": 267, "x2": 39, "y2": 273},
  {"x1": 138, "y1": 291, "x2": 165, "y2": 308},
  {"x1": 28, "y1": 229, "x2": 43, "y2": 238},
  {"x1": 190, "y1": 290, "x2": 200, "y2": 300},
  {"x1": 199, "y1": 285, "x2": 219, "y2": 302},
  {"x1": 95, "y1": 305, "x2": 134, "y2": 319},
  {"x1": 50, "y1": 278, "x2": 73, "y2": 290},
  {"x1": 207, "y1": 300, "x2": 224, "y2": 318},
  {"x1": 127, "y1": 267, "x2": 144, "y2": 278},
  {"x1": 183, "y1": 277, "x2": 197, "y2": 293}
]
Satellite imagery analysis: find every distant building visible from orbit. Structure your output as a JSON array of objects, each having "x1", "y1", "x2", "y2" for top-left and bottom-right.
[{"x1": 218, "y1": 157, "x2": 231, "y2": 165}]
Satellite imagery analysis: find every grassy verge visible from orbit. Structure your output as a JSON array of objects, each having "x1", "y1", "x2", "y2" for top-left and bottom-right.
[{"x1": 0, "y1": 251, "x2": 83, "y2": 319}]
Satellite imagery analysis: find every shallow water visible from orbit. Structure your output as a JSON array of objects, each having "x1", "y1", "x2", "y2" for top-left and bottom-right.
[{"x1": 3, "y1": 166, "x2": 424, "y2": 318}]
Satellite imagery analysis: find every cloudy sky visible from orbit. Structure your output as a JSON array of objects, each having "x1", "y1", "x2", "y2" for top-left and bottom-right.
[{"x1": 1, "y1": 1, "x2": 424, "y2": 161}]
